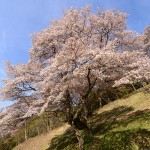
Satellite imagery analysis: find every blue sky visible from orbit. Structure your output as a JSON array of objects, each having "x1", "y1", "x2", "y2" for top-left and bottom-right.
[{"x1": 0, "y1": 0, "x2": 150, "y2": 108}]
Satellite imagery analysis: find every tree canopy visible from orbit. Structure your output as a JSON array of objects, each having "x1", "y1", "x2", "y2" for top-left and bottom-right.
[{"x1": 0, "y1": 5, "x2": 150, "y2": 149}]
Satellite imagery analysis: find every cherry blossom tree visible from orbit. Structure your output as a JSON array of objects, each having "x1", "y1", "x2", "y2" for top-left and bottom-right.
[
  {"x1": 0, "y1": 6, "x2": 150, "y2": 149},
  {"x1": 0, "y1": 62, "x2": 44, "y2": 139}
]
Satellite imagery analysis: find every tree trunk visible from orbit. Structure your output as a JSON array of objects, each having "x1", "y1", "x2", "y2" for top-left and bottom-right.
[
  {"x1": 24, "y1": 121, "x2": 28, "y2": 140},
  {"x1": 75, "y1": 129, "x2": 84, "y2": 150},
  {"x1": 72, "y1": 109, "x2": 91, "y2": 150},
  {"x1": 17, "y1": 136, "x2": 20, "y2": 145},
  {"x1": 131, "y1": 83, "x2": 136, "y2": 91},
  {"x1": 36, "y1": 126, "x2": 40, "y2": 135}
]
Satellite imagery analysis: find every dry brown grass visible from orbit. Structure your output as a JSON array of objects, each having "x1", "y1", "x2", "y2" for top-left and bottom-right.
[{"x1": 13, "y1": 124, "x2": 70, "y2": 150}]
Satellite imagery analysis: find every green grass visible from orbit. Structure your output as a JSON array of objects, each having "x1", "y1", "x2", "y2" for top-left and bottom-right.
[
  {"x1": 49, "y1": 87, "x2": 150, "y2": 150},
  {"x1": 12, "y1": 86, "x2": 150, "y2": 150}
]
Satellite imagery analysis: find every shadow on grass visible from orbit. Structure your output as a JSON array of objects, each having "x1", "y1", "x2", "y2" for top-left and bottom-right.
[
  {"x1": 90, "y1": 107, "x2": 150, "y2": 135},
  {"x1": 89, "y1": 106, "x2": 134, "y2": 135},
  {"x1": 95, "y1": 129, "x2": 150, "y2": 150},
  {"x1": 47, "y1": 106, "x2": 150, "y2": 150},
  {"x1": 48, "y1": 127, "x2": 77, "y2": 150}
]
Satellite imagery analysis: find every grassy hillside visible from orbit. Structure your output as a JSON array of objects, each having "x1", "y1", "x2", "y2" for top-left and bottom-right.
[
  {"x1": 13, "y1": 86, "x2": 150, "y2": 150},
  {"x1": 13, "y1": 124, "x2": 70, "y2": 150}
]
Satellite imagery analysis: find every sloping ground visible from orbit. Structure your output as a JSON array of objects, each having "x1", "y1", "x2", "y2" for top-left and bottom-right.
[
  {"x1": 97, "y1": 90, "x2": 150, "y2": 114},
  {"x1": 49, "y1": 88, "x2": 150, "y2": 150},
  {"x1": 13, "y1": 124, "x2": 70, "y2": 150},
  {"x1": 13, "y1": 86, "x2": 150, "y2": 150}
]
